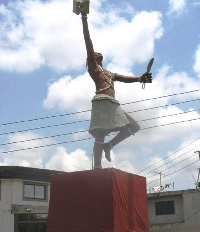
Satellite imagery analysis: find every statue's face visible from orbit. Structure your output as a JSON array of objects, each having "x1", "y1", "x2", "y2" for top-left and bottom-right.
[{"x1": 94, "y1": 52, "x2": 103, "y2": 64}]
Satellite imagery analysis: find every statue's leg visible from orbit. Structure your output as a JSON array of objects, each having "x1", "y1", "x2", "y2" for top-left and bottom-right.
[
  {"x1": 110, "y1": 112, "x2": 140, "y2": 146},
  {"x1": 104, "y1": 128, "x2": 131, "y2": 162},
  {"x1": 124, "y1": 112, "x2": 140, "y2": 133},
  {"x1": 104, "y1": 112, "x2": 140, "y2": 162},
  {"x1": 93, "y1": 135, "x2": 105, "y2": 169}
]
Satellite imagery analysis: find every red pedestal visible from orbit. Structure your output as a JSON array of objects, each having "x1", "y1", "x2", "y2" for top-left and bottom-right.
[{"x1": 47, "y1": 168, "x2": 149, "y2": 232}]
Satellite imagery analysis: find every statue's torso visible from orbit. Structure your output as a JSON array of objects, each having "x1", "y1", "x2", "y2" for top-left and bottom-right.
[{"x1": 88, "y1": 64, "x2": 115, "y2": 98}]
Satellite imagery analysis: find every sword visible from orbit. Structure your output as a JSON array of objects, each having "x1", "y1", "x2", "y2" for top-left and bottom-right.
[{"x1": 142, "y1": 58, "x2": 154, "y2": 89}]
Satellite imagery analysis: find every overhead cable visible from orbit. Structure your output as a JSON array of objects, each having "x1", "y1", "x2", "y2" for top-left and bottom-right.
[
  {"x1": 147, "y1": 148, "x2": 199, "y2": 180},
  {"x1": 1, "y1": 116, "x2": 200, "y2": 154},
  {"x1": 140, "y1": 117, "x2": 200, "y2": 131},
  {"x1": 147, "y1": 158, "x2": 199, "y2": 185},
  {"x1": 136, "y1": 138, "x2": 200, "y2": 175},
  {"x1": 1, "y1": 109, "x2": 199, "y2": 147},
  {"x1": 145, "y1": 144, "x2": 200, "y2": 176},
  {"x1": 1, "y1": 98, "x2": 199, "y2": 136},
  {"x1": 0, "y1": 89, "x2": 199, "y2": 127}
]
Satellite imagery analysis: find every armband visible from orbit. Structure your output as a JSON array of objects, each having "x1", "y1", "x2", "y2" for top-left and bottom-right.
[{"x1": 111, "y1": 73, "x2": 116, "y2": 81}]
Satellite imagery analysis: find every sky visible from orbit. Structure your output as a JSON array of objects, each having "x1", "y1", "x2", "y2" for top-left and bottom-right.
[{"x1": 0, "y1": 0, "x2": 200, "y2": 192}]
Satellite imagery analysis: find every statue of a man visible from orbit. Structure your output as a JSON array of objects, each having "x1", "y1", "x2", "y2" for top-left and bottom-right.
[{"x1": 81, "y1": 12, "x2": 152, "y2": 169}]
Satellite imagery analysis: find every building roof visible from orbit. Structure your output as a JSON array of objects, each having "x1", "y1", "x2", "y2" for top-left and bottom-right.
[
  {"x1": 148, "y1": 189, "x2": 198, "y2": 198},
  {"x1": 0, "y1": 166, "x2": 63, "y2": 182}
]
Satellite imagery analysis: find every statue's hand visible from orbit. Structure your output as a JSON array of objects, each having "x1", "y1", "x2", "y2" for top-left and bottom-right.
[{"x1": 139, "y1": 72, "x2": 152, "y2": 83}]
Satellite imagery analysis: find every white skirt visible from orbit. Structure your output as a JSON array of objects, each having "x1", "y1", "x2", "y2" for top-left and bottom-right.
[{"x1": 89, "y1": 94, "x2": 131, "y2": 137}]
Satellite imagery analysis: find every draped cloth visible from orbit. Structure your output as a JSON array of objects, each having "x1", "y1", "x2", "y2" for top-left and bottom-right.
[{"x1": 47, "y1": 168, "x2": 149, "y2": 232}]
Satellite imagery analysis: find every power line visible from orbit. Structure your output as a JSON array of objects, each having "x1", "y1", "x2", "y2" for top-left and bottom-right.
[
  {"x1": 147, "y1": 148, "x2": 199, "y2": 180},
  {"x1": 145, "y1": 145, "x2": 200, "y2": 177},
  {"x1": 0, "y1": 110, "x2": 91, "y2": 127},
  {"x1": 0, "y1": 131, "x2": 87, "y2": 146},
  {"x1": 1, "y1": 137, "x2": 94, "y2": 154},
  {"x1": 140, "y1": 117, "x2": 200, "y2": 131},
  {"x1": 1, "y1": 116, "x2": 200, "y2": 154},
  {"x1": 148, "y1": 158, "x2": 199, "y2": 185},
  {"x1": 1, "y1": 109, "x2": 199, "y2": 147},
  {"x1": 134, "y1": 108, "x2": 199, "y2": 123},
  {"x1": 136, "y1": 138, "x2": 200, "y2": 175},
  {"x1": 0, "y1": 89, "x2": 199, "y2": 127},
  {"x1": 121, "y1": 88, "x2": 200, "y2": 106},
  {"x1": 0, "y1": 120, "x2": 89, "y2": 136},
  {"x1": 1, "y1": 98, "x2": 199, "y2": 136},
  {"x1": 127, "y1": 98, "x2": 200, "y2": 114}
]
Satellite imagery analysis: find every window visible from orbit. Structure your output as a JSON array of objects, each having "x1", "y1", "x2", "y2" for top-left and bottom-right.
[
  {"x1": 16, "y1": 213, "x2": 48, "y2": 232},
  {"x1": 155, "y1": 201, "x2": 175, "y2": 215},
  {"x1": 24, "y1": 182, "x2": 47, "y2": 200}
]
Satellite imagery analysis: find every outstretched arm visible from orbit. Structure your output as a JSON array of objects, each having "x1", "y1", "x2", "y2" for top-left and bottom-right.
[
  {"x1": 81, "y1": 13, "x2": 95, "y2": 64},
  {"x1": 114, "y1": 72, "x2": 152, "y2": 83}
]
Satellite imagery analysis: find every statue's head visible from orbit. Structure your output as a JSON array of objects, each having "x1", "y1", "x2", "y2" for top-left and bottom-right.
[
  {"x1": 86, "y1": 52, "x2": 103, "y2": 67},
  {"x1": 94, "y1": 52, "x2": 103, "y2": 64}
]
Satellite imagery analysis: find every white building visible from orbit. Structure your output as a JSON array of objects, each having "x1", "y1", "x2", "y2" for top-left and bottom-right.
[
  {"x1": 1, "y1": 166, "x2": 200, "y2": 232},
  {"x1": 0, "y1": 166, "x2": 61, "y2": 232},
  {"x1": 148, "y1": 189, "x2": 200, "y2": 232}
]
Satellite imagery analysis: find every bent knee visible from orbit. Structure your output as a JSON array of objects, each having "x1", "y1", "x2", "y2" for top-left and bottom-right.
[
  {"x1": 129, "y1": 123, "x2": 140, "y2": 134},
  {"x1": 135, "y1": 123, "x2": 140, "y2": 133}
]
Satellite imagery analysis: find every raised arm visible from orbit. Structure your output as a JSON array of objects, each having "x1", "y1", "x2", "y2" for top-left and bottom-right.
[{"x1": 81, "y1": 13, "x2": 95, "y2": 62}]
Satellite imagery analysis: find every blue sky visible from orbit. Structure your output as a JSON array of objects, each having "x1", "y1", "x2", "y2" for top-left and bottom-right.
[{"x1": 0, "y1": 0, "x2": 200, "y2": 191}]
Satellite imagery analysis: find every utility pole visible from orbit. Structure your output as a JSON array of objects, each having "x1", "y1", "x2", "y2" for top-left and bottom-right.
[
  {"x1": 159, "y1": 172, "x2": 162, "y2": 186},
  {"x1": 194, "y1": 151, "x2": 200, "y2": 190},
  {"x1": 154, "y1": 171, "x2": 162, "y2": 186},
  {"x1": 194, "y1": 150, "x2": 200, "y2": 159}
]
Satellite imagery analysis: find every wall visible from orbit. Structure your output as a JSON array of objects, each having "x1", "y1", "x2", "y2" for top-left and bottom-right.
[
  {"x1": 148, "y1": 190, "x2": 200, "y2": 232},
  {"x1": 182, "y1": 190, "x2": 200, "y2": 227},
  {"x1": 148, "y1": 191, "x2": 184, "y2": 226},
  {"x1": 0, "y1": 180, "x2": 14, "y2": 232},
  {"x1": 0, "y1": 179, "x2": 51, "y2": 232}
]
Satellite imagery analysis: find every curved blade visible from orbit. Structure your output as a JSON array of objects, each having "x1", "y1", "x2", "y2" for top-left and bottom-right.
[{"x1": 147, "y1": 58, "x2": 154, "y2": 73}]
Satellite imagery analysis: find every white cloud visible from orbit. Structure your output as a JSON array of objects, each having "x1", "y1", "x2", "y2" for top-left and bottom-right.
[
  {"x1": 43, "y1": 73, "x2": 94, "y2": 112},
  {"x1": 0, "y1": 0, "x2": 199, "y2": 192},
  {"x1": 194, "y1": 45, "x2": 200, "y2": 78},
  {"x1": 43, "y1": 63, "x2": 200, "y2": 149},
  {"x1": 0, "y1": 0, "x2": 85, "y2": 72},
  {"x1": 72, "y1": 129, "x2": 90, "y2": 141},
  {"x1": 45, "y1": 146, "x2": 91, "y2": 171},
  {"x1": 0, "y1": 0, "x2": 163, "y2": 72},
  {"x1": 0, "y1": 131, "x2": 92, "y2": 171},
  {"x1": 91, "y1": 11, "x2": 163, "y2": 69},
  {"x1": 119, "y1": 66, "x2": 200, "y2": 146},
  {"x1": 1, "y1": 127, "x2": 199, "y2": 191},
  {"x1": 146, "y1": 137, "x2": 200, "y2": 190},
  {"x1": 193, "y1": 1, "x2": 200, "y2": 6},
  {"x1": 168, "y1": 0, "x2": 187, "y2": 15},
  {"x1": 0, "y1": 132, "x2": 52, "y2": 168}
]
